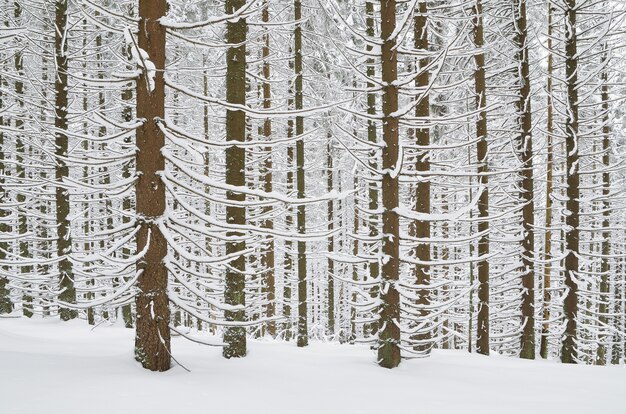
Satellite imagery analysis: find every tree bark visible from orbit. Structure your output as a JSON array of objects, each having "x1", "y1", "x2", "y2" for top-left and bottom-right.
[
  {"x1": 223, "y1": 0, "x2": 248, "y2": 358},
  {"x1": 294, "y1": 0, "x2": 308, "y2": 348},
  {"x1": 134, "y1": 0, "x2": 171, "y2": 372},
  {"x1": 540, "y1": 4, "x2": 554, "y2": 360},
  {"x1": 378, "y1": 0, "x2": 401, "y2": 369},
  {"x1": 561, "y1": 0, "x2": 579, "y2": 365},
  {"x1": 409, "y1": 1, "x2": 431, "y2": 354},
  {"x1": 260, "y1": 0, "x2": 276, "y2": 338},
  {"x1": 515, "y1": 0, "x2": 535, "y2": 360},
  {"x1": 472, "y1": 0, "x2": 490, "y2": 356}
]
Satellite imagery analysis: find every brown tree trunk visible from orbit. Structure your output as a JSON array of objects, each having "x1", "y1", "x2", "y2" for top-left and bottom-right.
[
  {"x1": 409, "y1": 1, "x2": 431, "y2": 354},
  {"x1": 540, "y1": 4, "x2": 554, "y2": 360},
  {"x1": 561, "y1": 0, "x2": 580, "y2": 364},
  {"x1": 515, "y1": 0, "x2": 535, "y2": 360},
  {"x1": 561, "y1": 0, "x2": 579, "y2": 365},
  {"x1": 260, "y1": 0, "x2": 276, "y2": 338},
  {"x1": 223, "y1": 0, "x2": 248, "y2": 358},
  {"x1": 294, "y1": 0, "x2": 308, "y2": 348},
  {"x1": 55, "y1": 0, "x2": 76, "y2": 321},
  {"x1": 472, "y1": 0, "x2": 490, "y2": 356},
  {"x1": 134, "y1": 0, "x2": 171, "y2": 372},
  {"x1": 378, "y1": 0, "x2": 401, "y2": 369}
]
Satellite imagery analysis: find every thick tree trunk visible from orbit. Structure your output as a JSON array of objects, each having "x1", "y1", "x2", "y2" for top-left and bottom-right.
[
  {"x1": 540, "y1": 4, "x2": 554, "y2": 360},
  {"x1": 223, "y1": 0, "x2": 248, "y2": 358},
  {"x1": 378, "y1": 0, "x2": 401, "y2": 369},
  {"x1": 409, "y1": 1, "x2": 431, "y2": 354},
  {"x1": 561, "y1": 0, "x2": 579, "y2": 365},
  {"x1": 294, "y1": 0, "x2": 308, "y2": 348},
  {"x1": 515, "y1": 0, "x2": 535, "y2": 360},
  {"x1": 55, "y1": 0, "x2": 76, "y2": 321},
  {"x1": 472, "y1": 0, "x2": 490, "y2": 356},
  {"x1": 134, "y1": 0, "x2": 171, "y2": 372}
]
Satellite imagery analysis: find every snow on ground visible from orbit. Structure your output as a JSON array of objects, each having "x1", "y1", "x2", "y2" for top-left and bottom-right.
[{"x1": 0, "y1": 318, "x2": 623, "y2": 414}]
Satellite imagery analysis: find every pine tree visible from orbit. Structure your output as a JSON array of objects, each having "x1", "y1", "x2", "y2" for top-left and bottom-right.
[
  {"x1": 378, "y1": 0, "x2": 401, "y2": 369},
  {"x1": 134, "y1": 0, "x2": 171, "y2": 372},
  {"x1": 223, "y1": 0, "x2": 248, "y2": 359},
  {"x1": 561, "y1": 0, "x2": 580, "y2": 365},
  {"x1": 472, "y1": 0, "x2": 490, "y2": 356}
]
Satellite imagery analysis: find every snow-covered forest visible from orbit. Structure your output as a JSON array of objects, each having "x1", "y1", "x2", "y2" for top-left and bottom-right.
[{"x1": 0, "y1": 0, "x2": 625, "y2": 410}]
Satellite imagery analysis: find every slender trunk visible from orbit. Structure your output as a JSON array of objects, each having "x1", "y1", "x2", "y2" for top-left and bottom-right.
[
  {"x1": 365, "y1": 0, "x2": 380, "y2": 339},
  {"x1": 472, "y1": 0, "x2": 490, "y2": 356},
  {"x1": 561, "y1": 0, "x2": 579, "y2": 364},
  {"x1": 540, "y1": 4, "x2": 554, "y2": 360},
  {"x1": 121, "y1": 7, "x2": 135, "y2": 327},
  {"x1": 294, "y1": 0, "x2": 308, "y2": 348},
  {"x1": 13, "y1": 1, "x2": 31, "y2": 318},
  {"x1": 327, "y1": 138, "x2": 335, "y2": 335},
  {"x1": 595, "y1": 48, "x2": 610, "y2": 366},
  {"x1": 134, "y1": 0, "x2": 171, "y2": 371},
  {"x1": 410, "y1": 1, "x2": 431, "y2": 354},
  {"x1": 0, "y1": 43, "x2": 11, "y2": 314},
  {"x1": 515, "y1": 0, "x2": 535, "y2": 360},
  {"x1": 378, "y1": 0, "x2": 401, "y2": 369},
  {"x1": 260, "y1": 0, "x2": 276, "y2": 338}
]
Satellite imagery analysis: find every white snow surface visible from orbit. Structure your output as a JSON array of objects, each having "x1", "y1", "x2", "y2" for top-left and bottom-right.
[{"x1": 0, "y1": 317, "x2": 623, "y2": 414}]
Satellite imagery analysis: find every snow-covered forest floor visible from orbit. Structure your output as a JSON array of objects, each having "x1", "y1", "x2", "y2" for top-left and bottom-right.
[{"x1": 0, "y1": 318, "x2": 623, "y2": 414}]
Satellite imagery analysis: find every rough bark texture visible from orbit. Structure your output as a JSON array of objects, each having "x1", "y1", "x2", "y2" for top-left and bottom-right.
[
  {"x1": 409, "y1": 2, "x2": 431, "y2": 354},
  {"x1": 561, "y1": 0, "x2": 579, "y2": 365},
  {"x1": 472, "y1": 0, "x2": 490, "y2": 356},
  {"x1": 540, "y1": 4, "x2": 554, "y2": 360},
  {"x1": 378, "y1": 0, "x2": 401, "y2": 369},
  {"x1": 514, "y1": 0, "x2": 535, "y2": 360},
  {"x1": 260, "y1": 0, "x2": 276, "y2": 338},
  {"x1": 134, "y1": 0, "x2": 171, "y2": 372},
  {"x1": 223, "y1": 0, "x2": 248, "y2": 358},
  {"x1": 294, "y1": 0, "x2": 308, "y2": 348},
  {"x1": 55, "y1": 0, "x2": 76, "y2": 321}
]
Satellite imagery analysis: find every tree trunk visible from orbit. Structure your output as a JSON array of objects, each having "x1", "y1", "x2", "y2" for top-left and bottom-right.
[
  {"x1": 134, "y1": 0, "x2": 171, "y2": 372},
  {"x1": 472, "y1": 0, "x2": 490, "y2": 356},
  {"x1": 260, "y1": 0, "x2": 276, "y2": 338},
  {"x1": 327, "y1": 138, "x2": 335, "y2": 336},
  {"x1": 294, "y1": 0, "x2": 308, "y2": 348},
  {"x1": 223, "y1": 0, "x2": 248, "y2": 358},
  {"x1": 409, "y1": 1, "x2": 431, "y2": 354},
  {"x1": 378, "y1": 0, "x2": 401, "y2": 369},
  {"x1": 540, "y1": 4, "x2": 554, "y2": 360},
  {"x1": 561, "y1": 0, "x2": 579, "y2": 365},
  {"x1": 515, "y1": 0, "x2": 535, "y2": 360}
]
